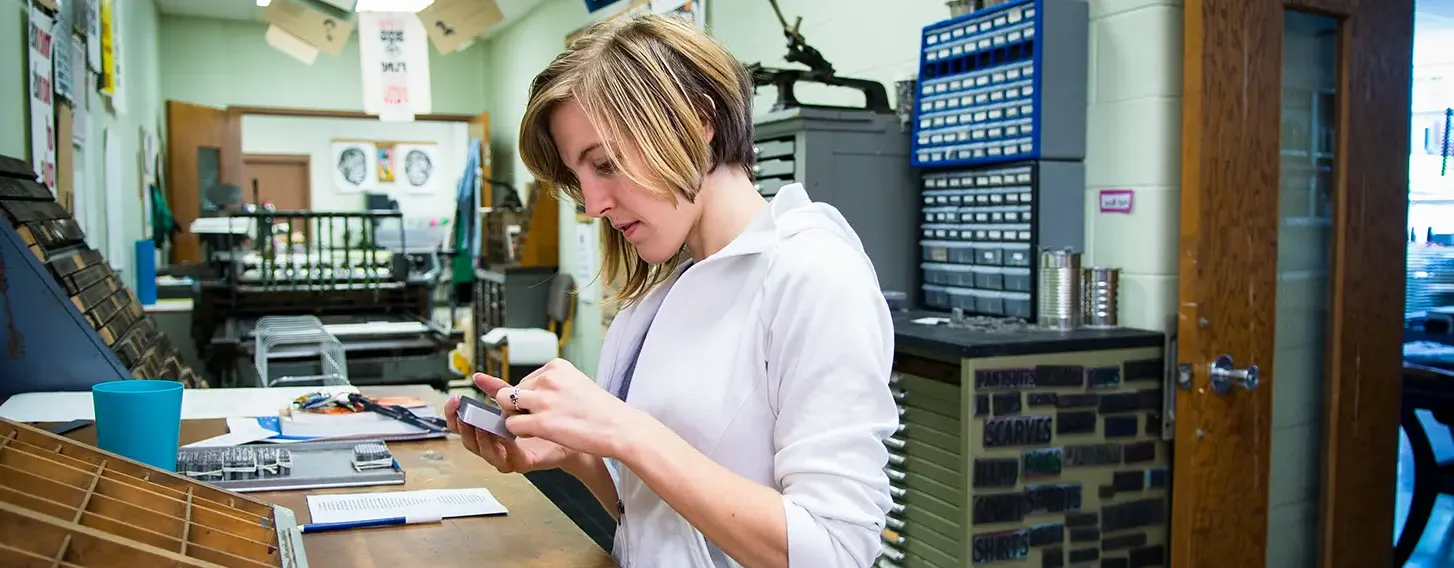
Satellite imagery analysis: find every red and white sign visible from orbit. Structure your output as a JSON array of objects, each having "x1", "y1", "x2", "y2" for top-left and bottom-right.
[
  {"x1": 359, "y1": 12, "x2": 431, "y2": 121},
  {"x1": 1098, "y1": 189, "x2": 1134, "y2": 214}
]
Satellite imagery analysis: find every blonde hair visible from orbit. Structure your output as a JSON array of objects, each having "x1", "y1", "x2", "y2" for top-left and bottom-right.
[{"x1": 519, "y1": 13, "x2": 755, "y2": 306}]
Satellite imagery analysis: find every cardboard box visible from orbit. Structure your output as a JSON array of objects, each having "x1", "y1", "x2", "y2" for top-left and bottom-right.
[
  {"x1": 415, "y1": 0, "x2": 504, "y2": 54},
  {"x1": 264, "y1": 0, "x2": 355, "y2": 55}
]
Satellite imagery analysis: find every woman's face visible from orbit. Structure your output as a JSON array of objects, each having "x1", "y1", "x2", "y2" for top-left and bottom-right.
[{"x1": 549, "y1": 101, "x2": 701, "y2": 264}]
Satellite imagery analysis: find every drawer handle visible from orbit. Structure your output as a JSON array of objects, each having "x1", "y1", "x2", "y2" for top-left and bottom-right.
[
  {"x1": 897, "y1": 406, "x2": 907, "y2": 417},
  {"x1": 882, "y1": 532, "x2": 905, "y2": 546},
  {"x1": 889, "y1": 486, "x2": 906, "y2": 498},
  {"x1": 886, "y1": 468, "x2": 906, "y2": 482},
  {"x1": 753, "y1": 164, "x2": 763, "y2": 173},
  {"x1": 881, "y1": 545, "x2": 906, "y2": 562},
  {"x1": 892, "y1": 389, "x2": 907, "y2": 401},
  {"x1": 887, "y1": 453, "x2": 905, "y2": 466},
  {"x1": 883, "y1": 437, "x2": 906, "y2": 450},
  {"x1": 890, "y1": 503, "x2": 905, "y2": 515},
  {"x1": 877, "y1": 559, "x2": 903, "y2": 568},
  {"x1": 895, "y1": 423, "x2": 907, "y2": 434},
  {"x1": 753, "y1": 145, "x2": 761, "y2": 155},
  {"x1": 886, "y1": 516, "x2": 905, "y2": 530},
  {"x1": 889, "y1": 373, "x2": 902, "y2": 385}
]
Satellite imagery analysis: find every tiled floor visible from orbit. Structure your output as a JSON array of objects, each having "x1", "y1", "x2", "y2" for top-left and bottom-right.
[{"x1": 1402, "y1": 410, "x2": 1454, "y2": 567}]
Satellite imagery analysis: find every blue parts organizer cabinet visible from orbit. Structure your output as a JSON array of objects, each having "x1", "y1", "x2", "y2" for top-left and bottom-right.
[
  {"x1": 918, "y1": 160, "x2": 1084, "y2": 318},
  {"x1": 910, "y1": 0, "x2": 1089, "y2": 169},
  {"x1": 0, "y1": 154, "x2": 204, "y2": 396}
]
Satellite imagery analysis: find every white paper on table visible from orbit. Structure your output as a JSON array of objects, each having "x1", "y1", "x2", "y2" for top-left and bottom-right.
[
  {"x1": 306, "y1": 488, "x2": 508, "y2": 524},
  {"x1": 182, "y1": 418, "x2": 279, "y2": 448},
  {"x1": 0, "y1": 386, "x2": 361, "y2": 423}
]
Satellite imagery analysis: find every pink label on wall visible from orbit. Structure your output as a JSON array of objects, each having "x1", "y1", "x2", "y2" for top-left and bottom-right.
[{"x1": 1098, "y1": 189, "x2": 1134, "y2": 214}]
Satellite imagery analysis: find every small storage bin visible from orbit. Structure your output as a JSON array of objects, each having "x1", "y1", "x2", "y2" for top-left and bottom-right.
[
  {"x1": 1003, "y1": 244, "x2": 1033, "y2": 267},
  {"x1": 1003, "y1": 291, "x2": 1032, "y2": 319},
  {"x1": 946, "y1": 286, "x2": 979, "y2": 312},
  {"x1": 1003, "y1": 267, "x2": 1032, "y2": 292},
  {"x1": 921, "y1": 263, "x2": 975, "y2": 287},
  {"x1": 922, "y1": 284, "x2": 950, "y2": 309},
  {"x1": 973, "y1": 244, "x2": 1003, "y2": 265},
  {"x1": 921, "y1": 240, "x2": 975, "y2": 264},
  {"x1": 972, "y1": 266, "x2": 1004, "y2": 290},
  {"x1": 975, "y1": 293, "x2": 1005, "y2": 316}
]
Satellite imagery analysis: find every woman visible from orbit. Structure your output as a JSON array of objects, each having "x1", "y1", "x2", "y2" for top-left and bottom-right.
[{"x1": 443, "y1": 13, "x2": 899, "y2": 568}]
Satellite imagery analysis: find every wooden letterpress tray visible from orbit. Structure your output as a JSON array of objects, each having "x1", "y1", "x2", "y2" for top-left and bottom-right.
[{"x1": 0, "y1": 419, "x2": 308, "y2": 567}]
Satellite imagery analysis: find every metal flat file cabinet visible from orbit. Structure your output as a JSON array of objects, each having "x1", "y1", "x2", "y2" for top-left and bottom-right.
[{"x1": 753, "y1": 107, "x2": 919, "y2": 295}]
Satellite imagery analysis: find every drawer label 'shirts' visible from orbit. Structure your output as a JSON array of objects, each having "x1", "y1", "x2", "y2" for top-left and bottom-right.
[{"x1": 971, "y1": 528, "x2": 1031, "y2": 564}]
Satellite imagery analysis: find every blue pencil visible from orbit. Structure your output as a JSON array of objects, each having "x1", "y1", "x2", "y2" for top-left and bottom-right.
[{"x1": 299, "y1": 514, "x2": 441, "y2": 533}]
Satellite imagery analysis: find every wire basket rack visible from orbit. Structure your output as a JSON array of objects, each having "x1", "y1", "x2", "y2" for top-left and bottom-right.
[{"x1": 253, "y1": 316, "x2": 350, "y2": 388}]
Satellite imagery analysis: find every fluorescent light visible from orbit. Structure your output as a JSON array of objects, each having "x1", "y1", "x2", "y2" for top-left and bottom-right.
[
  {"x1": 353, "y1": 0, "x2": 434, "y2": 12},
  {"x1": 257, "y1": 0, "x2": 271, "y2": 6}
]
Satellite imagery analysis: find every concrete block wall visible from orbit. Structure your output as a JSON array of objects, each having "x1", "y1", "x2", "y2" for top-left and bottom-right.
[{"x1": 1082, "y1": 0, "x2": 1184, "y2": 333}]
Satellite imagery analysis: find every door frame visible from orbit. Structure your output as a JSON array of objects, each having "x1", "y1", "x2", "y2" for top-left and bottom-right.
[{"x1": 1175, "y1": 0, "x2": 1412, "y2": 567}]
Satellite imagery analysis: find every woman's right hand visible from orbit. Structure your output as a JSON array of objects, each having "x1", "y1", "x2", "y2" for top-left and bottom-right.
[{"x1": 444, "y1": 373, "x2": 578, "y2": 474}]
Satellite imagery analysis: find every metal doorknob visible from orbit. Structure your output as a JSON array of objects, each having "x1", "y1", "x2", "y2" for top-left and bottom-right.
[{"x1": 1209, "y1": 354, "x2": 1259, "y2": 394}]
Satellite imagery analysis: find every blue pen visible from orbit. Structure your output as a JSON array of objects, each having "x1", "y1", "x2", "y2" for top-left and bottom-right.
[{"x1": 299, "y1": 512, "x2": 442, "y2": 534}]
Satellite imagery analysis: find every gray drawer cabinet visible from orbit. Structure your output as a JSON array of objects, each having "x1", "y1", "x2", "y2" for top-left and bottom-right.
[{"x1": 753, "y1": 107, "x2": 919, "y2": 296}]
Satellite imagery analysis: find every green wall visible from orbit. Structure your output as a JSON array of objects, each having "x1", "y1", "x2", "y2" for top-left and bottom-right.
[{"x1": 159, "y1": 15, "x2": 491, "y2": 114}]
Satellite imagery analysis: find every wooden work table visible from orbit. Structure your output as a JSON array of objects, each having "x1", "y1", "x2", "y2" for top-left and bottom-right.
[{"x1": 55, "y1": 385, "x2": 617, "y2": 568}]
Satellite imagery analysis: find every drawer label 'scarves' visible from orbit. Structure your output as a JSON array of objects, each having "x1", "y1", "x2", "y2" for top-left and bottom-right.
[
  {"x1": 1022, "y1": 447, "x2": 1062, "y2": 479},
  {"x1": 971, "y1": 528, "x2": 1031, "y2": 564},
  {"x1": 984, "y1": 415, "x2": 1054, "y2": 447},
  {"x1": 1064, "y1": 443, "x2": 1122, "y2": 467},
  {"x1": 973, "y1": 458, "x2": 1020, "y2": 488},
  {"x1": 975, "y1": 367, "x2": 1037, "y2": 389}
]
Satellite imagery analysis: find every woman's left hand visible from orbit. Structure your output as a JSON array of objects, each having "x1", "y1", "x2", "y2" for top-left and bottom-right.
[{"x1": 497, "y1": 358, "x2": 643, "y2": 460}]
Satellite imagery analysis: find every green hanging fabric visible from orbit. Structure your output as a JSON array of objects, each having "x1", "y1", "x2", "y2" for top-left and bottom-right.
[{"x1": 150, "y1": 184, "x2": 179, "y2": 247}]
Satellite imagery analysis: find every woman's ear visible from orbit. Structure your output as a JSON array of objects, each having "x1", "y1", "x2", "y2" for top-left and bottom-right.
[{"x1": 697, "y1": 94, "x2": 717, "y2": 144}]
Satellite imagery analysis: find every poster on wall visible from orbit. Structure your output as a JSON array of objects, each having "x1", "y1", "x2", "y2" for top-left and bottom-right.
[
  {"x1": 377, "y1": 145, "x2": 396, "y2": 182},
  {"x1": 29, "y1": 5, "x2": 56, "y2": 193},
  {"x1": 100, "y1": 0, "x2": 116, "y2": 98},
  {"x1": 394, "y1": 143, "x2": 440, "y2": 194},
  {"x1": 84, "y1": 0, "x2": 101, "y2": 72},
  {"x1": 52, "y1": 9, "x2": 75, "y2": 103},
  {"x1": 332, "y1": 141, "x2": 379, "y2": 192},
  {"x1": 567, "y1": 0, "x2": 703, "y2": 46},
  {"x1": 358, "y1": 12, "x2": 432, "y2": 121}
]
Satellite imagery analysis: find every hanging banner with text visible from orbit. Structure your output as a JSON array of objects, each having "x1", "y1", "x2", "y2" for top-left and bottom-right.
[
  {"x1": 359, "y1": 12, "x2": 432, "y2": 121},
  {"x1": 29, "y1": 6, "x2": 56, "y2": 193}
]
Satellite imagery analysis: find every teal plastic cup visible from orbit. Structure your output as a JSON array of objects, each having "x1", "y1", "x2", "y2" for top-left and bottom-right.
[{"x1": 92, "y1": 380, "x2": 184, "y2": 471}]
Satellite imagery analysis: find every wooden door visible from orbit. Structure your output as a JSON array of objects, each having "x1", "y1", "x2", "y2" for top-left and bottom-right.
[
  {"x1": 243, "y1": 154, "x2": 311, "y2": 212},
  {"x1": 1175, "y1": 1, "x2": 1412, "y2": 567},
  {"x1": 164, "y1": 101, "x2": 242, "y2": 265}
]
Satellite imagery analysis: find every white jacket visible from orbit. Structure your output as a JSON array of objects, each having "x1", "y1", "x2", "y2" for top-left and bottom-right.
[{"x1": 596, "y1": 183, "x2": 900, "y2": 567}]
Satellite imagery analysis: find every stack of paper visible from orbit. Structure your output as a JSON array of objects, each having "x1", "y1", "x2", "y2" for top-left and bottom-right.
[{"x1": 307, "y1": 488, "x2": 508, "y2": 523}]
